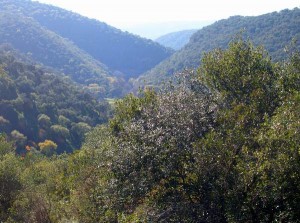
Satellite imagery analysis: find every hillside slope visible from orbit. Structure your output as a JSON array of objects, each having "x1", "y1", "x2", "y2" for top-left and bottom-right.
[
  {"x1": 0, "y1": 12, "x2": 125, "y2": 96},
  {"x1": 0, "y1": 47, "x2": 109, "y2": 153},
  {"x1": 136, "y1": 8, "x2": 300, "y2": 87},
  {"x1": 0, "y1": 0, "x2": 174, "y2": 78},
  {"x1": 156, "y1": 29, "x2": 197, "y2": 50}
]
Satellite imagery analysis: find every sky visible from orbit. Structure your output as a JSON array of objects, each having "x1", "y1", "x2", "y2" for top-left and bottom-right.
[{"x1": 34, "y1": 0, "x2": 300, "y2": 38}]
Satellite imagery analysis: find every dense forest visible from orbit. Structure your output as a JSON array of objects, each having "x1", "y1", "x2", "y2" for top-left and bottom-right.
[
  {"x1": 0, "y1": 13, "x2": 124, "y2": 96},
  {"x1": 155, "y1": 29, "x2": 197, "y2": 50},
  {"x1": 0, "y1": 0, "x2": 174, "y2": 79},
  {"x1": 0, "y1": 47, "x2": 110, "y2": 154},
  {"x1": 136, "y1": 8, "x2": 300, "y2": 88},
  {"x1": 2, "y1": 0, "x2": 300, "y2": 97},
  {"x1": 0, "y1": 0, "x2": 299, "y2": 222},
  {"x1": 0, "y1": 39, "x2": 299, "y2": 222}
]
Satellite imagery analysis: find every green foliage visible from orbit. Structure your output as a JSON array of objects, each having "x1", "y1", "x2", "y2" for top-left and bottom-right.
[
  {"x1": 0, "y1": 66, "x2": 17, "y2": 100},
  {"x1": 279, "y1": 42, "x2": 300, "y2": 96},
  {"x1": 58, "y1": 115, "x2": 71, "y2": 127},
  {"x1": 0, "y1": 39, "x2": 299, "y2": 222},
  {"x1": 94, "y1": 73, "x2": 215, "y2": 221},
  {"x1": 136, "y1": 8, "x2": 300, "y2": 88},
  {"x1": 0, "y1": 51, "x2": 110, "y2": 153},
  {"x1": 109, "y1": 90, "x2": 158, "y2": 134},
  {"x1": 11, "y1": 156, "x2": 68, "y2": 223},
  {"x1": 20, "y1": 0, "x2": 173, "y2": 77},
  {"x1": 50, "y1": 125, "x2": 70, "y2": 138},
  {"x1": 253, "y1": 92, "x2": 300, "y2": 222},
  {"x1": 0, "y1": 134, "x2": 14, "y2": 158},
  {"x1": 0, "y1": 0, "x2": 173, "y2": 97},
  {"x1": 38, "y1": 114, "x2": 51, "y2": 129},
  {"x1": 0, "y1": 12, "x2": 121, "y2": 97},
  {"x1": 103, "y1": 39, "x2": 299, "y2": 221},
  {"x1": 189, "y1": 40, "x2": 300, "y2": 222},
  {"x1": 10, "y1": 130, "x2": 27, "y2": 148},
  {"x1": 0, "y1": 136, "x2": 22, "y2": 222},
  {"x1": 201, "y1": 39, "x2": 278, "y2": 107},
  {"x1": 71, "y1": 122, "x2": 92, "y2": 145}
]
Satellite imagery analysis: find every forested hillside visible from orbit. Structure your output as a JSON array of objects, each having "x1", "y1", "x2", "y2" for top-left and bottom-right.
[
  {"x1": 0, "y1": 1, "x2": 299, "y2": 221},
  {"x1": 0, "y1": 12, "x2": 128, "y2": 97},
  {"x1": 155, "y1": 29, "x2": 197, "y2": 50},
  {"x1": 0, "y1": 39, "x2": 299, "y2": 222},
  {"x1": 0, "y1": 48, "x2": 110, "y2": 154},
  {"x1": 0, "y1": 0, "x2": 174, "y2": 78},
  {"x1": 136, "y1": 8, "x2": 300, "y2": 87}
]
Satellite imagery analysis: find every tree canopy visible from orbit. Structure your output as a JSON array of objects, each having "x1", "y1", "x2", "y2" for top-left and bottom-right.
[
  {"x1": 136, "y1": 8, "x2": 300, "y2": 89},
  {"x1": 0, "y1": 49, "x2": 110, "y2": 153},
  {"x1": 0, "y1": 39, "x2": 299, "y2": 222}
]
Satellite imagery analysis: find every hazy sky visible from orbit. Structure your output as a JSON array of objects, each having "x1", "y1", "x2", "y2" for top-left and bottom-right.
[{"x1": 34, "y1": 0, "x2": 299, "y2": 29}]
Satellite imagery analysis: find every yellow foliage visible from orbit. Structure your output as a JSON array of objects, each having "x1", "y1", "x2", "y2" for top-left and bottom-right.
[
  {"x1": 107, "y1": 76, "x2": 116, "y2": 84},
  {"x1": 38, "y1": 140, "x2": 57, "y2": 151}
]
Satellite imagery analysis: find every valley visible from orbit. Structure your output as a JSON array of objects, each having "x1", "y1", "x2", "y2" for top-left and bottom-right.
[{"x1": 0, "y1": 0, "x2": 299, "y2": 222}]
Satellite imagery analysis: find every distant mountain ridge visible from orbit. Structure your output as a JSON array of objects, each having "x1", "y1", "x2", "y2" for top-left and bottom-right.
[
  {"x1": 124, "y1": 21, "x2": 212, "y2": 40},
  {"x1": 0, "y1": 0, "x2": 174, "y2": 97},
  {"x1": 0, "y1": 12, "x2": 110, "y2": 81},
  {"x1": 155, "y1": 29, "x2": 197, "y2": 50},
  {"x1": 0, "y1": 0, "x2": 173, "y2": 78},
  {"x1": 135, "y1": 8, "x2": 300, "y2": 88}
]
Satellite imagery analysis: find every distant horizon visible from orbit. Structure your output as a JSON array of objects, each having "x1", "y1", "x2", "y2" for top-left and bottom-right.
[
  {"x1": 123, "y1": 20, "x2": 214, "y2": 40},
  {"x1": 33, "y1": 0, "x2": 299, "y2": 38}
]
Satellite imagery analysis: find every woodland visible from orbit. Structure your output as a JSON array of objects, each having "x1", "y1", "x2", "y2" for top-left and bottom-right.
[
  {"x1": 136, "y1": 8, "x2": 300, "y2": 88},
  {"x1": 0, "y1": 39, "x2": 299, "y2": 222},
  {"x1": 0, "y1": 0, "x2": 299, "y2": 222}
]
